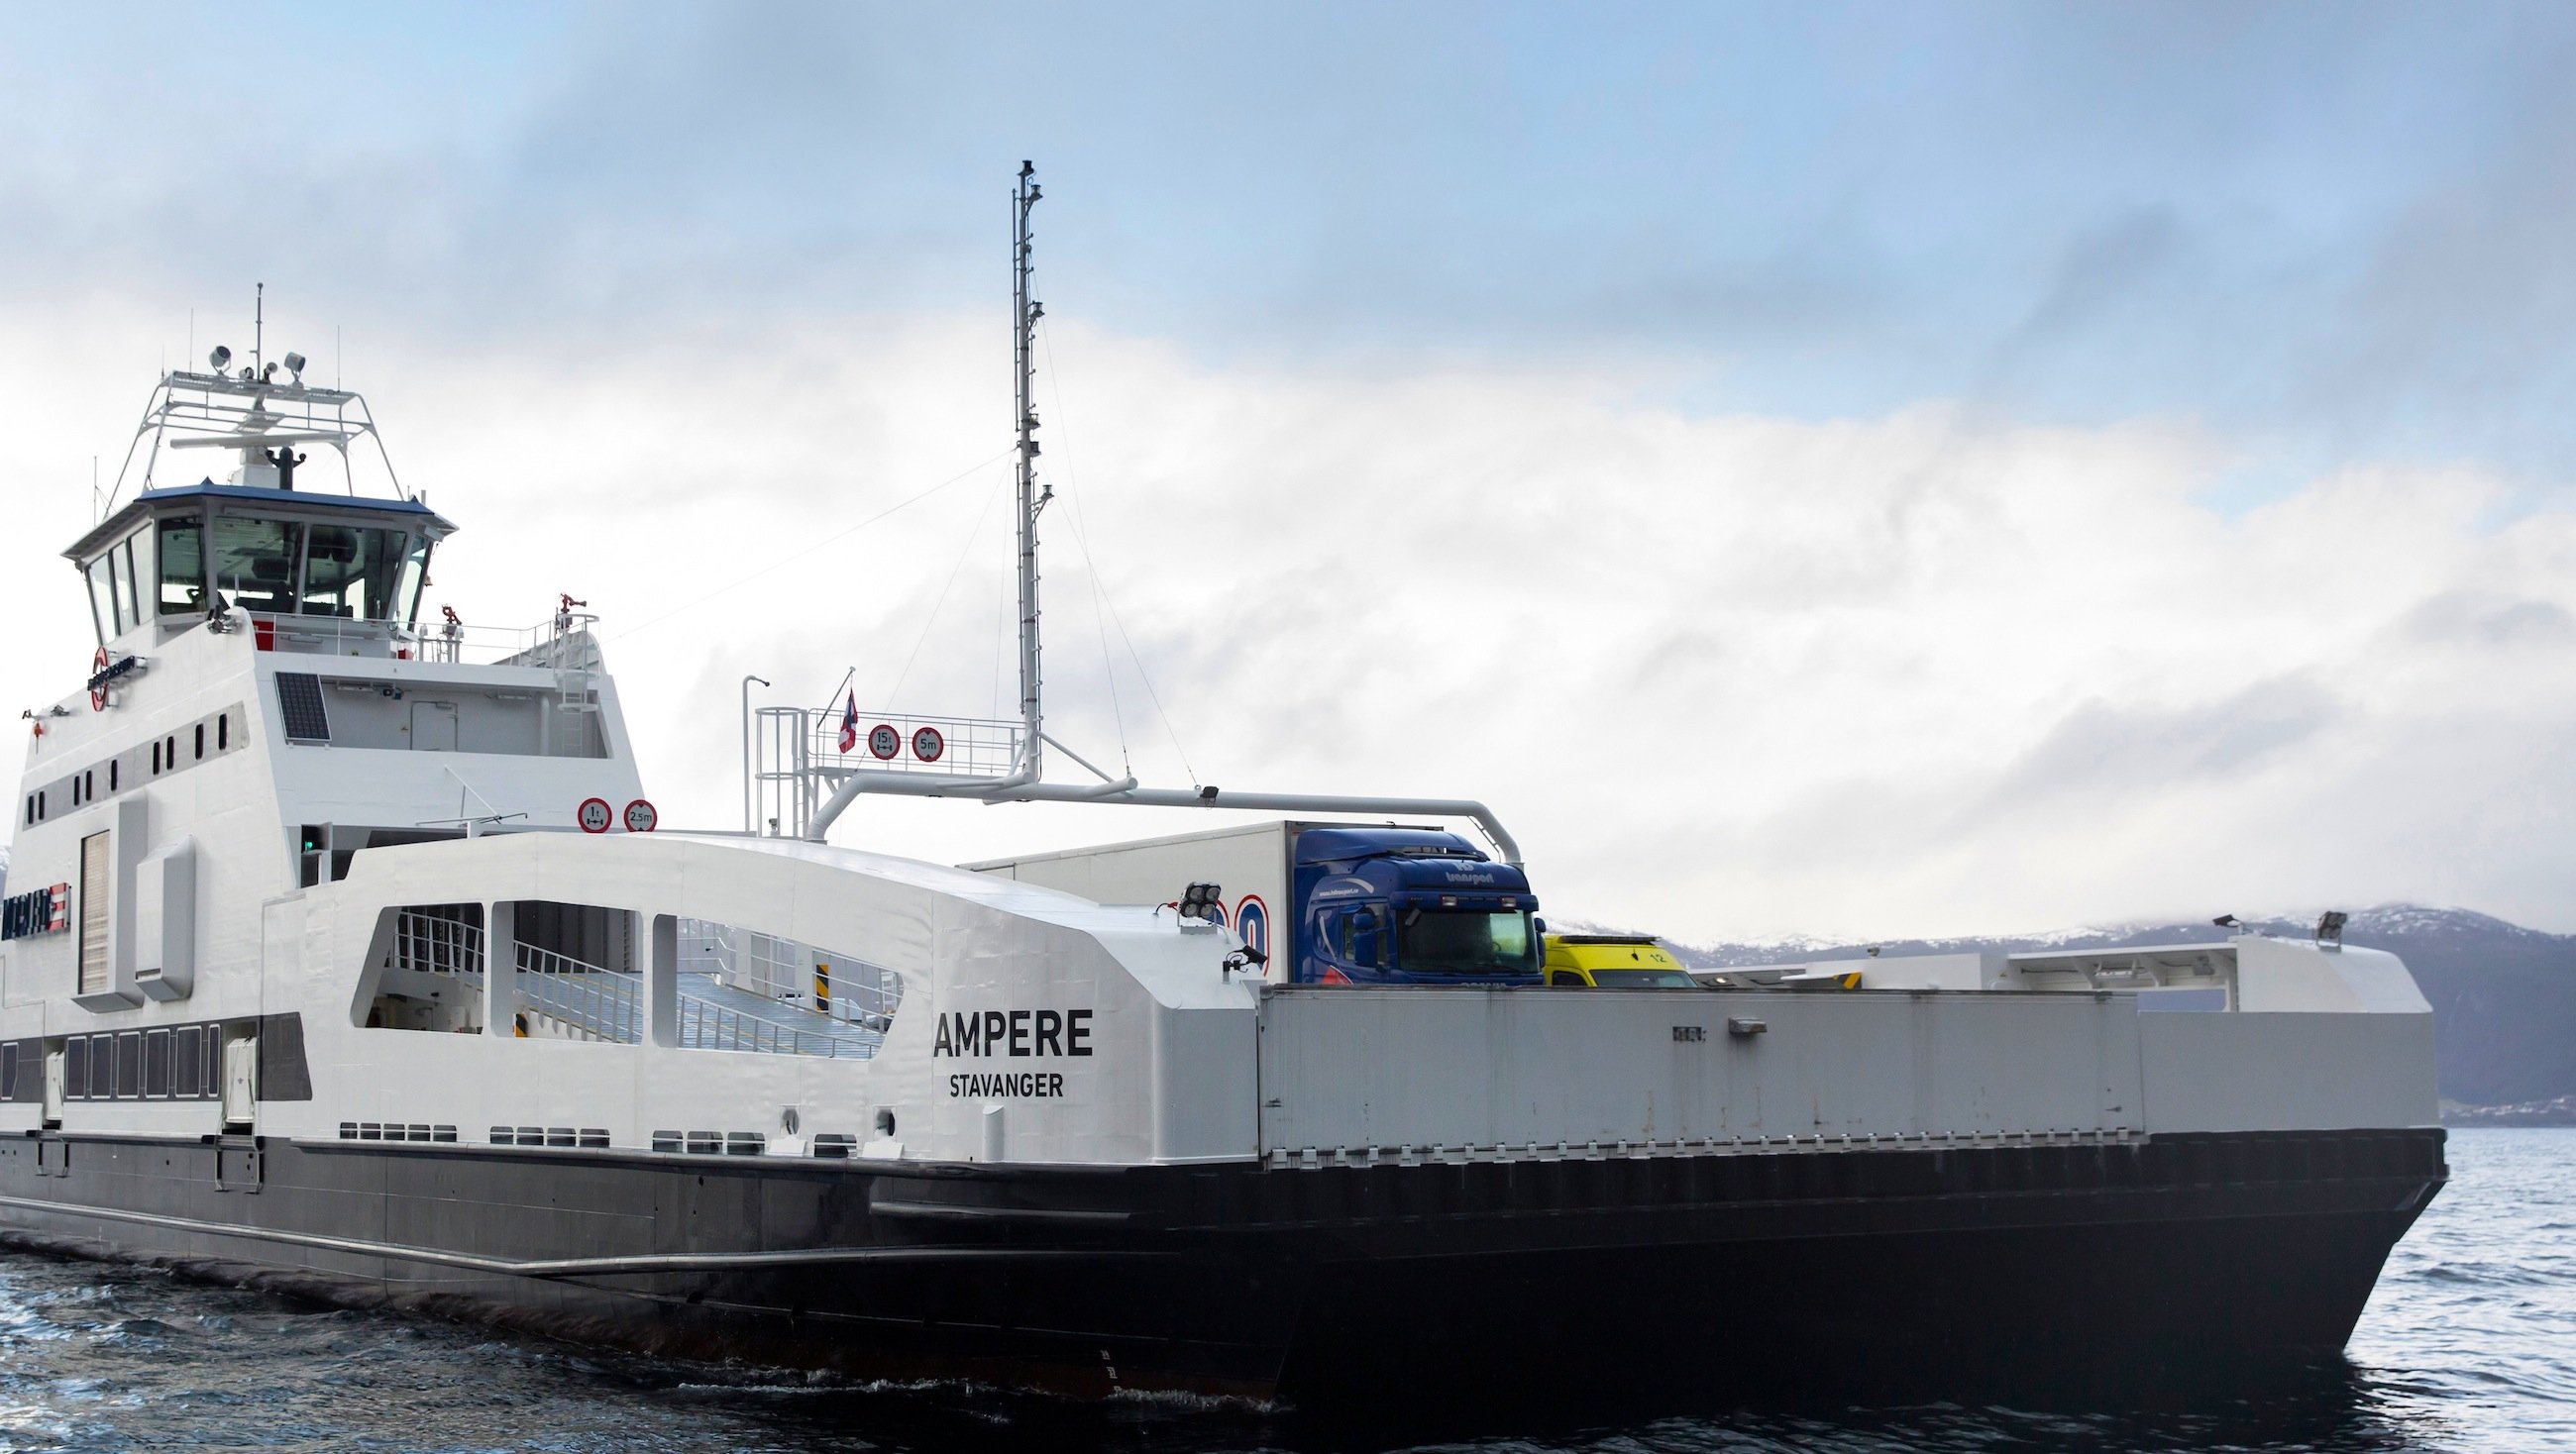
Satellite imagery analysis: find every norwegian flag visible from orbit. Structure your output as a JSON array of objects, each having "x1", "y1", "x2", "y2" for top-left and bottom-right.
[{"x1": 837, "y1": 691, "x2": 858, "y2": 754}]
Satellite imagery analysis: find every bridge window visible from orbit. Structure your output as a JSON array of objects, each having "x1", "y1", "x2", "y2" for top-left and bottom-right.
[
  {"x1": 300, "y1": 525, "x2": 420, "y2": 621},
  {"x1": 158, "y1": 515, "x2": 204, "y2": 615},
  {"x1": 396, "y1": 538, "x2": 431, "y2": 625},
  {"x1": 120, "y1": 532, "x2": 148, "y2": 631},
  {"x1": 83, "y1": 556, "x2": 112, "y2": 642},
  {"x1": 106, "y1": 546, "x2": 131, "y2": 634},
  {"x1": 211, "y1": 516, "x2": 300, "y2": 614}
]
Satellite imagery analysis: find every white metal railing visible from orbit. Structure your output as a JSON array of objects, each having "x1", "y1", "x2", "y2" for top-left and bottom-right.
[
  {"x1": 674, "y1": 987, "x2": 871, "y2": 1058},
  {"x1": 514, "y1": 941, "x2": 642, "y2": 1044},
  {"x1": 249, "y1": 613, "x2": 412, "y2": 662},
  {"x1": 412, "y1": 612, "x2": 601, "y2": 670},
  {"x1": 237, "y1": 609, "x2": 604, "y2": 669},
  {"x1": 390, "y1": 908, "x2": 484, "y2": 977},
  {"x1": 677, "y1": 919, "x2": 904, "y2": 1034},
  {"x1": 806, "y1": 709, "x2": 1025, "y2": 780}
]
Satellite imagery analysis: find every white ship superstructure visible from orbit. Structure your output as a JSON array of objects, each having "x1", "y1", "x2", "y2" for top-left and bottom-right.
[{"x1": 0, "y1": 206, "x2": 2445, "y2": 1407}]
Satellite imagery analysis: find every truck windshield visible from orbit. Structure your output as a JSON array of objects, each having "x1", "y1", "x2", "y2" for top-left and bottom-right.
[{"x1": 1400, "y1": 910, "x2": 1539, "y2": 976}]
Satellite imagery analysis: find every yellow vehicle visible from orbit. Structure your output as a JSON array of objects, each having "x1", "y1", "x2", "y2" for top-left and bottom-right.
[{"x1": 1542, "y1": 934, "x2": 1700, "y2": 987}]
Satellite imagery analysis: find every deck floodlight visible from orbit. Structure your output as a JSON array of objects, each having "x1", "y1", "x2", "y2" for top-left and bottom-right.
[
  {"x1": 1177, "y1": 883, "x2": 1223, "y2": 921},
  {"x1": 2314, "y1": 910, "x2": 2347, "y2": 949},
  {"x1": 207, "y1": 346, "x2": 231, "y2": 372},
  {"x1": 283, "y1": 351, "x2": 306, "y2": 382},
  {"x1": 261, "y1": 362, "x2": 279, "y2": 383}
]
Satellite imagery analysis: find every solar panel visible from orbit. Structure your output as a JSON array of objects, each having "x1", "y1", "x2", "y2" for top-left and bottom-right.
[{"x1": 274, "y1": 673, "x2": 331, "y2": 743}]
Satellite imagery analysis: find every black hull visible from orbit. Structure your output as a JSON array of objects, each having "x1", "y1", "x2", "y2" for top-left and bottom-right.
[{"x1": 0, "y1": 1127, "x2": 2444, "y2": 1407}]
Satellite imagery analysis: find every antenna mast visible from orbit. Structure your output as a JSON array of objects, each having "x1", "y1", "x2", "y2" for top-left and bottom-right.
[
  {"x1": 1014, "y1": 160, "x2": 1049, "y2": 779},
  {"x1": 794, "y1": 159, "x2": 1526, "y2": 864}
]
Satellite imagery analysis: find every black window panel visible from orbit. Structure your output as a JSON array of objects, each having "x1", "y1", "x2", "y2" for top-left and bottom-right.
[
  {"x1": 114, "y1": 1033, "x2": 141, "y2": 1098},
  {"x1": 174, "y1": 1026, "x2": 202, "y2": 1097},
  {"x1": 63, "y1": 1039, "x2": 84, "y2": 1099},
  {"x1": 109, "y1": 761, "x2": 119, "y2": 790},
  {"x1": 144, "y1": 1030, "x2": 170, "y2": 1097},
  {"x1": 210, "y1": 516, "x2": 301, "y2": 615},
  {"x1": 218, "y1": 714, "x2": 229, "y2": 751},
  {"x1": 86, "y1": 1037, "x2": 111, "y2": 1098},
  {"x1": 158, "y1": 514, "x2": 205, "y2": 615},
  {"x1": 205, "y1": 1032, "x2": 223, "y2": 1100},
  {"x1": 1, "y1": 1043, "x2": 16, "y2": 1100},
  {"x1": 274, "y1": 674, "x2": 331, "y2": 743},
  {"x1": 193, "y1": 723, "x2": 204, "y2": 760}
]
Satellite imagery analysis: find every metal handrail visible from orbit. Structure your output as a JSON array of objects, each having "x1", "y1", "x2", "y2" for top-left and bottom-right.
[
  {"x1": 390, "y1": 909, "x2": 484, "y2": 977},
  {"x1": 514, "y1": 941, "x2": 641, "y2": 1044},
  {"x1": 675, "y1": 991, "x2": 865, "y2": 1058},
  {"x1": 675, "y1": 918, "x2": 904, "y2": 1031}
]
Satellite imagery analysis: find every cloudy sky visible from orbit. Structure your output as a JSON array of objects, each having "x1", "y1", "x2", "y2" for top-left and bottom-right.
[{"x1": 3, "y1": 2, "x2": 2572, "y2": 942}]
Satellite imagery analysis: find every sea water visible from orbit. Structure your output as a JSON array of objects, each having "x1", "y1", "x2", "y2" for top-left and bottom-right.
[{"x1": 0, "y1": 1128, "x2": 2563, "y2": 1453}]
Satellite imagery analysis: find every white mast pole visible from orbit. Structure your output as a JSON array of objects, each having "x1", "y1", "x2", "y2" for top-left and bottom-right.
[
  {"x1": 801, "y1": 159, "x2": 1527, "y2": 864},
  {"x1": 1014, "y1": 161, "x2": 1049, "y2": 780}
]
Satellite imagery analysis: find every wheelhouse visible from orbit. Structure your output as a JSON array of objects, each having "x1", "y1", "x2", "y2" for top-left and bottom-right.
[{"x1": 65, "y1": 485, "x2": 451, "y2": 648}]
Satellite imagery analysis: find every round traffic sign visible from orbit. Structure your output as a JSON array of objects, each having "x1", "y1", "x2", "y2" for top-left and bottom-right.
[
  {"x1": 577, "y1": 797, "x2": 612, "y2": 833},
  {"x1": 88, "y1": 647, "x2": 109, "y2": 713},
  {"x1": 867, "y1": 723, "x2": 901, "y2": 760},
  {"x1": 911, "y1": 726, "x2": 945, "y2": 763},
  {"x1": 623, "y1": 798, "x2": 658, "y2": 833}
]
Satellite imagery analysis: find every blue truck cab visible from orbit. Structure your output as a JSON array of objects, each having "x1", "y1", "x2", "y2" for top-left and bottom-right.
[{"x1": 1293, "y1": 827, "x2": 1542, "y2": 986}]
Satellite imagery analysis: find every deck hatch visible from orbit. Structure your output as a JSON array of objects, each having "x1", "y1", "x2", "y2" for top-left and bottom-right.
[{"x1": 274, "y1": 673, "x2": 331, "y2": 743}]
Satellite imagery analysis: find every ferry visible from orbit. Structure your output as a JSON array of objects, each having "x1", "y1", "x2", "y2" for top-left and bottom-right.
[{"x1": 0, "y1": 169, "x2": 2444, "y2": 1406}]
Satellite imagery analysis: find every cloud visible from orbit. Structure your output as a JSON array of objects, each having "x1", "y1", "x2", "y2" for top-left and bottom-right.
[
  {"x1": 2395, "y1": 592, "x2": 2576, "y2": 649},
  {"x1": 4, "y1": 9, "x2": 2574, "y2": 941},
  {"x1": 1982, "y1": 676, "x2": 2343, "y2": 811}
]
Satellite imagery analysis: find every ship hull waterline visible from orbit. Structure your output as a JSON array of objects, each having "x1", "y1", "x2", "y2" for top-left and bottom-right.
[{"x1": 0, "y1": 1126, "x2": 2444, "y2": 1406}]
